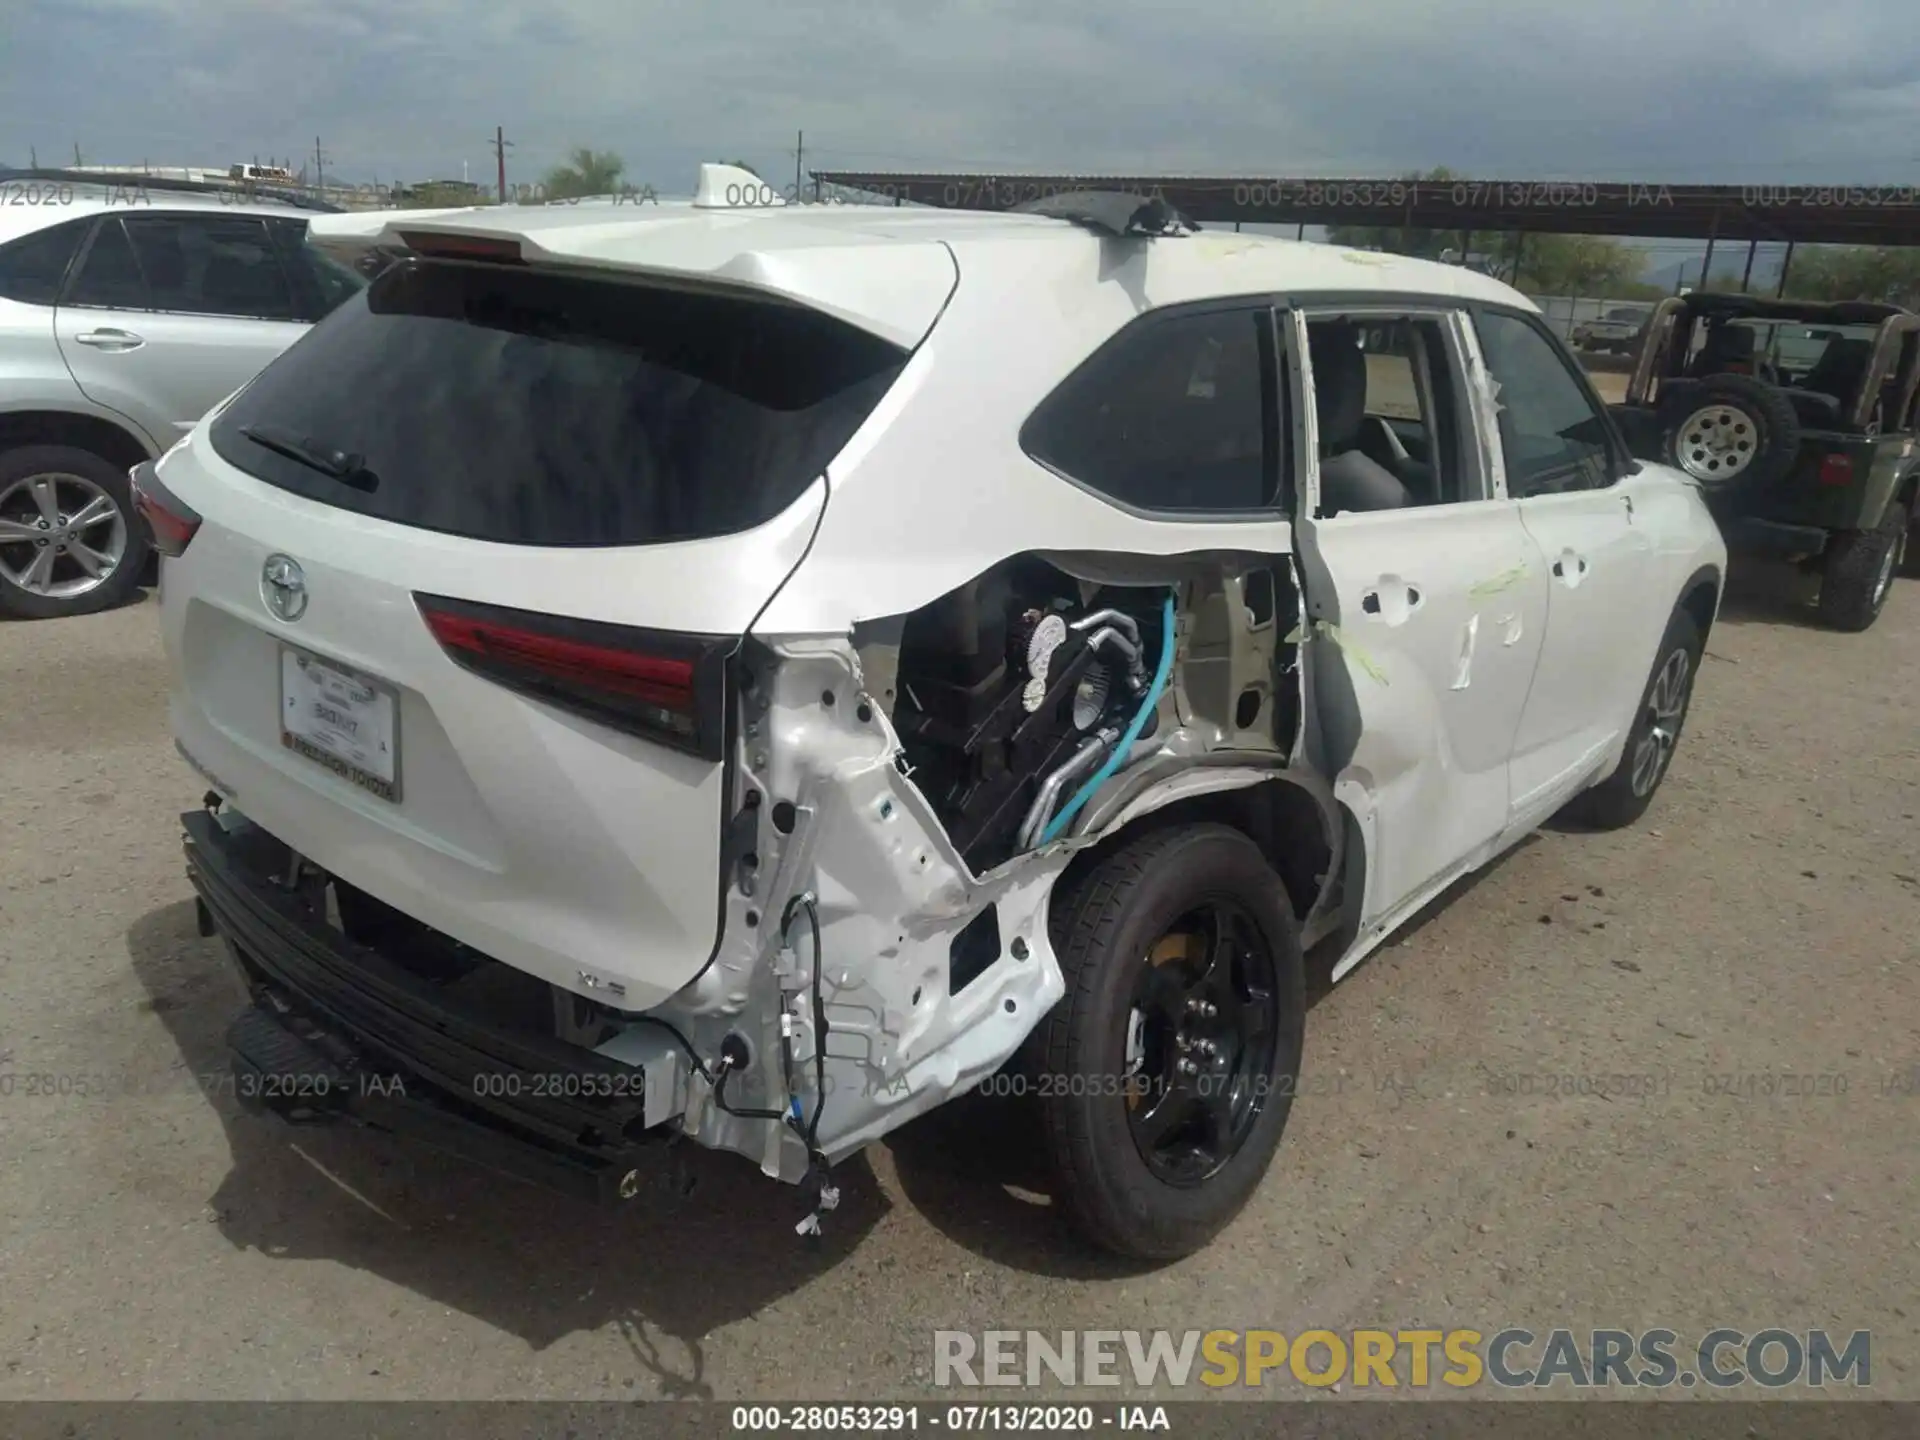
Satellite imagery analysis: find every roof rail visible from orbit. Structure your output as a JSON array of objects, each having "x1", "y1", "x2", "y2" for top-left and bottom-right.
[
  {"x1": 0, "y1": 167, "x2": 343, "y2": 214},
  {"x1": 1009, "y1": 189, "x2": 1200, "y2": 237}
]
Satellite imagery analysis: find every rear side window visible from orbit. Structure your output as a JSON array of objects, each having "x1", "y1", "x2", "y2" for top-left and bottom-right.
[
  {"x1": 1022, "y1": 305, "x2": 1280, "y2": 513},
  {"x1": 209, "y1": 258, "x2": 908, "y2": 546},
  {"x1": 0, "y1": 218, "x2": 91, "y2": 305}
]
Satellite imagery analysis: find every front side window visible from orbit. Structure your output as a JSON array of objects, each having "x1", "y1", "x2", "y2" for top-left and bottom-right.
[
  {"x1": 122, "y1": 214, "x2": 297, "y2": 320},
  {"x1": 1022, "y1": 305, "x2": 1280, "y2": 513},
  {"x1": 1474, "y1": 309, "x2": 1616, "y2": 496}
]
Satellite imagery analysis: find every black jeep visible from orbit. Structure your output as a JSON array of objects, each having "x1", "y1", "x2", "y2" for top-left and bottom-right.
[{"x1": 1609, "y1": 293, "x2": 1920, "y2": 631}]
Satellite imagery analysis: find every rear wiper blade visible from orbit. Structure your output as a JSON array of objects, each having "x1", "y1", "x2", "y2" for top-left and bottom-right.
[{"x1": 239, "y1": 423, "x2": 379, "y2": 492}]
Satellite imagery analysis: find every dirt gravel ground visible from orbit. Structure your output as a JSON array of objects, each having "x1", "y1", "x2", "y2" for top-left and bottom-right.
[{"x1": 1, "y1": 567, "x2": 1916, "y2": 1402}]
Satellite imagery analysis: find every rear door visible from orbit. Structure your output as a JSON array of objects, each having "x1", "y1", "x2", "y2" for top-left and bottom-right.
[
  {"x1": 1471, "y1": 306, "x2": 1660, "y2": 821},
  {"x1": 159, "y1": 251, "x2": 924, "y2": 1009},
  {"x1": 1287, "y1": 303, "x2": 1550, "y2": 955},
  {"x1": 0, "y1": 216, "x2": 101, "y2": 419},
  {"x1": 54, "y1": 211, "x2": 309, "y2": 439}
]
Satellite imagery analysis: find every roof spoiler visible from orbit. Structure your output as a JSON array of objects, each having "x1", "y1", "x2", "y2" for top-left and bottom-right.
[{"x1": 1011, "y1": 189, "x2": 1199, "y2": 237}]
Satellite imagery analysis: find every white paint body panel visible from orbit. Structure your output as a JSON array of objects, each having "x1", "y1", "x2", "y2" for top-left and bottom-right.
[
  {"x1": 1507, "y1": 478, "x2": 1661, "y2": 817},
  {"x1": 55, "y1": 304, "x2": 306, "y2": 438},
  {"x1": 159, "y1": 417, "x2": 825, "y2": 1012},
  {"x1": 1298, "y1": 502, "x2": 1550, "y2": 930}
]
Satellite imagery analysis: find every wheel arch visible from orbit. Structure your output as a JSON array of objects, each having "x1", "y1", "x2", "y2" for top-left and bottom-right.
[
  {"x1": 1677, "y1": 563, "x2": 1722, "y2": 644},
  {"x1": 1894, "y1": 460, "x2": 1920, "y2": 513},
  {"x1": 0, "y1": 410, "x2": 157, "y2": 472},
  {"x1": 1062, "y1": 764, "x2": 1345, "y2": 942}
]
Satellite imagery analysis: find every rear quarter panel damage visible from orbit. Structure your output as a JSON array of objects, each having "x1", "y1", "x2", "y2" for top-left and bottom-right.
[{"x1": 652, "y1": 636, "x2": 1069, "y2": 1175}]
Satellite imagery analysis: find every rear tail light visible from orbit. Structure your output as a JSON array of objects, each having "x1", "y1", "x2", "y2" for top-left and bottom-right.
[
  {"x1": 1818, "y1": 454, "x2": 1855, "y2": 486},
  {"x1": 415, "y1": 594, "x2": 731, "y2": 760},
  {"x1": 129, "y1": 462, "x2": 201, "y2": 557}
]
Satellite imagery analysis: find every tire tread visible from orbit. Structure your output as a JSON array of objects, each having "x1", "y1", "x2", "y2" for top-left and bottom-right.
[
  {"x1": 1037, "y1": 823, "x2": 1302, "y2": 1259},
  {"x1": 1817, "y1": 502, "x2": 1905, "y2": 632}
]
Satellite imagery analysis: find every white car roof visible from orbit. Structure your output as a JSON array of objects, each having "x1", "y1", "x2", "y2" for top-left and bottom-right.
[{"x1": 315, "y1": 199, "x2": 1536, "y2": 350}]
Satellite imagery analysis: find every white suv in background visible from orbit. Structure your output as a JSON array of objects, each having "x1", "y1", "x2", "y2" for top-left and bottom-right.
[
  {"x1": 0, "y1": 172, "x2": 363, "y2": 618},
  {"x1": 150, "y1": 175, "x2": 1725, "y2": 1259}
]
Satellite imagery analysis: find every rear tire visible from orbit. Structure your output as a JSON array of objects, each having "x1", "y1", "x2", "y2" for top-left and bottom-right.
[
  {"x1": 1564, "y1": 608, "x2": 1703, "y2": 831},
  {"x1": 0, "y1": 445, "x2": 147, "y2": 620},
  {"x1": 1036, "y1": 824, "x2": 1305, "y2": 1260},
  {"x1": 1817, "y1": 501, "x2": 1905, "y2": 632}
]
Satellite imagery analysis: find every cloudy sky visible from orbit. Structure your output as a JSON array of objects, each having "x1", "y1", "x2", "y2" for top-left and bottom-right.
[{"x1": 5, "y1": 0, "x2": 1919, "y2": 192}]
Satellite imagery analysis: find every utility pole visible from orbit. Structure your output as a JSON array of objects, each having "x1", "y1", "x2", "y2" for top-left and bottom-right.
[
  {"x1": 313, "y1": 136, "x2": 328, "y2": 199},
  {"x1": 793, "y1": 129, "x2": 803, "y2": 201},
  {"x1": 490, "y1": 125, "x2": 513, "y2": 204},
  {"x1": 73, "y1": 141, "x2": 82, "y2": 166},
  {"x1": 29, "y1": 145, "x2": 37, "y2": 168}
]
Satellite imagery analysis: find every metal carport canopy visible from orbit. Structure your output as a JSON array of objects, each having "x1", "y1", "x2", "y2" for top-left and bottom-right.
[{"x1": 809, "y1": 173, "x2": 1920, "y2": 246}]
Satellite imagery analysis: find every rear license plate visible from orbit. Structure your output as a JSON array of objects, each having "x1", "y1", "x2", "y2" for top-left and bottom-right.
[{"x1": 280, "y1": 648, "x2": 399, "y2": 802}]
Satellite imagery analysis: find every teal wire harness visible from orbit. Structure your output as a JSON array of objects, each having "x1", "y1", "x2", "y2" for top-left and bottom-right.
[{"x1": 1038, "y1": 589, "x2": 1177, "y2": 846}]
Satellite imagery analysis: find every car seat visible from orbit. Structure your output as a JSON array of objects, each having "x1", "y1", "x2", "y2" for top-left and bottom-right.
[
  {"x1": 1689, "y1": 324, "x2": 1757, "y2": 378},
  {"x1": 1779, "y1": 337, "x2": 1873, "y2": 430},
  {"x1": 1309, "y1": 322, "x2": 1411, "y2": 514}
]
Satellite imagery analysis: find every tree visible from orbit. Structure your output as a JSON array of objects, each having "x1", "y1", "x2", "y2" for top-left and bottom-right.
[
  {"x1": 541, "y1": 146, "x2": 626, "y2": 200},
  {"x1": 1322, "y1": 165, "x2": 1647, "y2": 296},
  {"x1": 393, "y1": 178, "x2": 490, "y2": 209},
  {"x1": 1782, "y1": 246, "x2": 1920, "y2": 308},
  {"x1": 1323, "y1": 167, "x2": 1461, "y2": 259},
  {"x1": 1512, "y1": 233, "x2": 1644, "y2": 296}
]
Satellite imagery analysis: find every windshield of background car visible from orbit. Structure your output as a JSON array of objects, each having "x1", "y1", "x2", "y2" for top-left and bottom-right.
[{"x1": 208, "y1": 257, "x2": 909, "y2": 546}]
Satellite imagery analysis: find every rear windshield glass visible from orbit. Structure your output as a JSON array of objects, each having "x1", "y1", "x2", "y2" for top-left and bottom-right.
[{"x1": 209, "y1": 258, "x2": 908, "y2": 546}]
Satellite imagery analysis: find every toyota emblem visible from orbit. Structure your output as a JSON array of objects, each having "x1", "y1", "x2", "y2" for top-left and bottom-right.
[{"x1": 261, "y1": 554, "x2": 308, "y2": 622}]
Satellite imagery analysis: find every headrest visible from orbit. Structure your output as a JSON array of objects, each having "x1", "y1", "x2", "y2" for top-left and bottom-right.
[
  {"x1": 1308, "y1": 322, "x2": 1368, "y2": 451},
  {"x1": 1701, "y1": 325, "x2": 1755, "y2": 359}
]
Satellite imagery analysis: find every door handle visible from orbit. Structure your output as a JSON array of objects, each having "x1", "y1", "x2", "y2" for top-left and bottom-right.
[
  {"x1": 1359, "y1": 578, "x2": 1423, "y2": 625},
  {"x1": 73, "y1": 328, "x2": 145, "y2": 351},
  {"x1": 1550, "y1": 550, "x2": 1590, "y2": 586}
]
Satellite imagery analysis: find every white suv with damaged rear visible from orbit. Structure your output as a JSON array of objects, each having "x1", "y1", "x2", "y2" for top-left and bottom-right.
[{"x1": 149, "y1": 171, "x2": 1725, "y2": 1259}]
